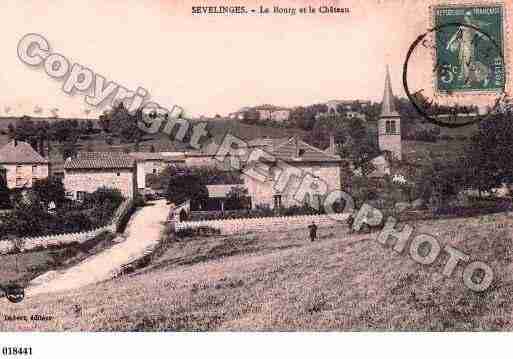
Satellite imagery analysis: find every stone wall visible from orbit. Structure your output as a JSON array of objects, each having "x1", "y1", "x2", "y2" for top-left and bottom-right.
[
  {"x1": 64, "y1": 168, "x2": 137, "y2": 199},
  {"x1": 175, "y1": 212, "x2": 349, "y2": 236}
]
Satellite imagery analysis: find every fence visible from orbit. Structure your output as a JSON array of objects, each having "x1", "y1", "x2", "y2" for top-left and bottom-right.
[
  {"x1": 174, "y1": 212, "x2": 350, "y2": 236},
  {"x1": 0, "y1": 199, "x2": 133, "y2": 255}
]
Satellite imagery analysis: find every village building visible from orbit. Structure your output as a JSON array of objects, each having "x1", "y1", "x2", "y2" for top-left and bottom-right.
[
  {"x1": 325, "y1": 99, "x2": 371, "y2": 113},
  {"x1": 242, "y1": 137, "x2": 343, "y2": 209},
  {"x1": 0, "y1": 139, "x2": 49, "y2": 189},
  {"x1": 63, "y1": 152, "x2": 137, "y2": 200},
  {"x1": 230, "y1": 104, "x2": 291, "y2": 122},
  {"x1": 184, "y1": 141, "x2": 243, "y2": 170},
  {"x1": 204, "y1": 184, "x2": 247, "y2": 211},
  {"x1": 378, "y1": 65, "x2": 402, "y2": 160},
  {"x1": 130, "y1": 152, "x2": 185, "y2": 189}
]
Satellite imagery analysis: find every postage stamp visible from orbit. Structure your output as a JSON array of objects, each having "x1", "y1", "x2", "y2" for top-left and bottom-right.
[{"x1": 432, "y1": 3, "x2": 505, "y2": 94}]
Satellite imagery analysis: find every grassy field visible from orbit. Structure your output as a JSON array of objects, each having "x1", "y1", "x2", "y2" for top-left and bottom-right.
[{"x1": 2, "y1": 212, "x2": 513, "y2": 331}]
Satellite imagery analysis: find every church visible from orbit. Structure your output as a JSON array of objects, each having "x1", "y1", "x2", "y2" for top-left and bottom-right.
[
  {"x1": 378, "y1": 65, "x2": 402, "y2": 161},
  {"x1": 356, "y1": 65, "x2": 403, "y2": 178}
]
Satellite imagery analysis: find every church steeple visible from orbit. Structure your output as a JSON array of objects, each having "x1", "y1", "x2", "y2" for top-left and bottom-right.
[
  {"x1": 380, "y1": 65, "x2": 399, "y2": 118},
  {"x1": 378, "y1": 65, "x2": 402, "y2": 160}
]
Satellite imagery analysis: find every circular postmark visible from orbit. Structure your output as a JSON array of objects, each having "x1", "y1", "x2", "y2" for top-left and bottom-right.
[
  {"x1": 2, "y1": 283, "x2": 25, "y2": 304},
  {"x1": 403, "y1": 22, "x2": 508, "y2": 128}
]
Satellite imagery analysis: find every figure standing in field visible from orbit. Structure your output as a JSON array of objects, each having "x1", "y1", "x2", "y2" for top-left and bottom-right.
[
  {"x1": 446, "y1": 10, "x2": 491, "y2": 86},
  {"x1": 308, "y1": 222, "x2": 318, "y2": 242}
]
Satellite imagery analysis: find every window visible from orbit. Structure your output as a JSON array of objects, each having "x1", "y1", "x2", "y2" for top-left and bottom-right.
[
  {"x1": 77, "y1": 191, "x2": 86, "y2": 201},
  {"x1": 16, "y1": 177, "x2": 23, "y2": 187},
  {"x1": 273, "y1": 195, "x2": 282, "y2": 209},
  {"x1": 16, "y1": 165, "x2": 22, "y2": 176},
  {"x1": 117, "y1": 172, "x2": 121, "y2": 176},
  {"x1": 32, "y1": 165, "x2": 38, "y2": 177},
  {"x1": 385, "y1": 120, "x2": 396, "y2": 135},
  {"x1": 152, "y1": 168, "x2": 157, "y2": 175},
  {"x1": 314, "y1": 194, "x2": 323, "y2": 210},
  {"x1": 390, "y1": 120, "x2": 396, "y2": 134}
]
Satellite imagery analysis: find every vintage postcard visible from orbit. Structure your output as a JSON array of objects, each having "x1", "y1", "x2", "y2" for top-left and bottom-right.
[{"x1": 1, "y1": 0, "x2": 513, "y2": 356}]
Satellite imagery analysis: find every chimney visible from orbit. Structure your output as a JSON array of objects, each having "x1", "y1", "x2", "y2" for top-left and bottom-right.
[{"x1": 329, "y1": 134, "x2": 336, "y2": 154}]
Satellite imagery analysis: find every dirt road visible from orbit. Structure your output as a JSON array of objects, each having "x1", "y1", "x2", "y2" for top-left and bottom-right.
[{"x1": 27, "y1": 200, "x2": 170, "y2": 296}]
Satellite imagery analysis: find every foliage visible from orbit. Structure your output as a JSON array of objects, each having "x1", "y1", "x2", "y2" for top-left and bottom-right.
[
  {"x1": 0, "y1": 175, "x2": 11, "y2": 209},
  {"x1": 225, "y1": 185, "x2": 250, "y2": 210},
  {"x1": 0, "y1": 187, "x2": 125, "y2": 239},
  {"x1": 463, "y1": 114, "x2": 513, "y2": 194},
  {"x1": 32, "y1": 177, "x2": 66, "y2": 207},
  {"x1": 151, "y1": 164, "x2": 242, "y2": 193},
  {"x1": 165, "y1": 167, "x2": 209, "y2": 206},
  {"x1": 100, "y1": 102, "x2": 144, "y2": 144}
]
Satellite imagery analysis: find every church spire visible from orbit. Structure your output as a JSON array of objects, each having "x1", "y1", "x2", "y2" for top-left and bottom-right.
[{"x1": 380, "y1": 65, "x2": 399, "y2": 117}]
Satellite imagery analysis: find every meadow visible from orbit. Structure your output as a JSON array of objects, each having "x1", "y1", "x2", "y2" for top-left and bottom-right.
[{"x1": 2, "y1": 212, "x2": 512, "y2": 331}]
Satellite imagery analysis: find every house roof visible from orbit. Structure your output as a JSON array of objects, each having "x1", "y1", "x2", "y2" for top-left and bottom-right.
[
  {"x1": 206, "y1": 184, "x2": 240, "y2": 198},
  {"x1": 0, "y1": 140, "x2": 49, "y2": 164},
  {"x1": 249, "y1": 137, "x2": 341, "y2": 163},
  {"x1": 129, "y1": 152, "x2": 185, "y2": 162},
  {"x1": 64, "y1": 152, "x2": 135, "y2": 170}
]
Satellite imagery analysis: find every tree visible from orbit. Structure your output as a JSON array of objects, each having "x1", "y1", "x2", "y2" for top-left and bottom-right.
[
  {"x1": 464, "y1": 114, "x2": 513, "y2": 195},
  {"x1": 226, "y1": 185, "x2": 250, "y2": 210},
  {"x1": 61, "y1": 140, "x2": 79, "y2": 159},
  {"x1": 242, "y1": 109, "x2": 260, "y2": 125},
  {"x1": 32, "y1": 177, "x2": 66, "y2": 208},
  {"x1": 10, "y1": 237, "x2": 25, "y2": 272},
  {"x1": 0, "y1": 175, "x2": 11, "y2": 209},
  {"x1": 7, "y1": 123, "x2": 15, "y2": 139},
  {"x1": 86, "y1": 119, "x2": 94, "y2": 134},
  {"x1": 165, "y1": 167, "x2": 208, "y2": 206},
  {"x1": 50, "y1": 108, "x2": 59, "y2": 118}
]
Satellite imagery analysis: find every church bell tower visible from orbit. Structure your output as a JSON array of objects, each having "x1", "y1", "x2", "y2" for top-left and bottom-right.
[{"x1": 378, "y1": 65, "x2": 402, "y2": 160}]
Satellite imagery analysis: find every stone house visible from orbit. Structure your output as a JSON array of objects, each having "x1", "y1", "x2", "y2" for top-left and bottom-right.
[
  {"x1": 242, "y1": 137, "x2": 343, "y2": 209},
  {"x1": 64, "y1": 152, "x2": 137, "y2": 200},
  {"x1": 130, "y1": 152, "x2": 185, "y2": 189},
  {"x1": 253, "y1": 105, "x2": 291, "y2": 122},
  {"x1": 0, "y1": 140, "x2": 49, "y2": 189}
]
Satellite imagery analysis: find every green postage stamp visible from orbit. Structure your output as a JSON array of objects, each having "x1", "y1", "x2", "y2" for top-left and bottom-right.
[{"x1": 433, "y1": 3, "x2": 505, "y2": 94}]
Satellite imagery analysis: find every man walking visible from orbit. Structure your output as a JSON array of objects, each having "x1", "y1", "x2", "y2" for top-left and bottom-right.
[{"x1": 308, "y1": 221, "x2": 318, "y2": 242}]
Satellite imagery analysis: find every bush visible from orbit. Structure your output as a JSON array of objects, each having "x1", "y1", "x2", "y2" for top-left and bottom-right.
[
  {"x1": 84, "y1": 187, "x2": 124, "y2": 208},
  {"x1": 133, "y1": 192, "x2": 146, "y2": 207}
]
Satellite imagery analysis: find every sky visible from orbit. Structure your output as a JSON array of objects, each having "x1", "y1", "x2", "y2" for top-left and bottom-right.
[{"x1": 1, "y1": 0, "x2": 511, "y2": 118}]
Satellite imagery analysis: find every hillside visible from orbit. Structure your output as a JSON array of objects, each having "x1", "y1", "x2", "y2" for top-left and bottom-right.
[
  {"x1": 0, "y1": 117, "x2": 306, "y2": 153},
  {"x1": 2, "y1": 212, "x2": 513, "y2": 331}
]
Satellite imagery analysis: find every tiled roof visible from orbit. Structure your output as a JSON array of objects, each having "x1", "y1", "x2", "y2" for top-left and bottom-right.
[
  {"x1": 129, "y1": 152, "x2": 185, "y2": 162},
  {"x1": 206, "y1": 184, "x2": 240, "y2": 198},
  {"x1": 249, "y1": 137, "x2": 341, "y2": 163},
  {"x1": 0, "y1": 140, "x2": 49, "y2": 164},
  {"x1": 64, "y1": 152, "x2": 135, "y2": 169}
]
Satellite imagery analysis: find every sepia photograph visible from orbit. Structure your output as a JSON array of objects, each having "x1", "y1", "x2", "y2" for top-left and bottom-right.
[{"x1": 0, "y1": 0, "x2": 512, "y2": 357}]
